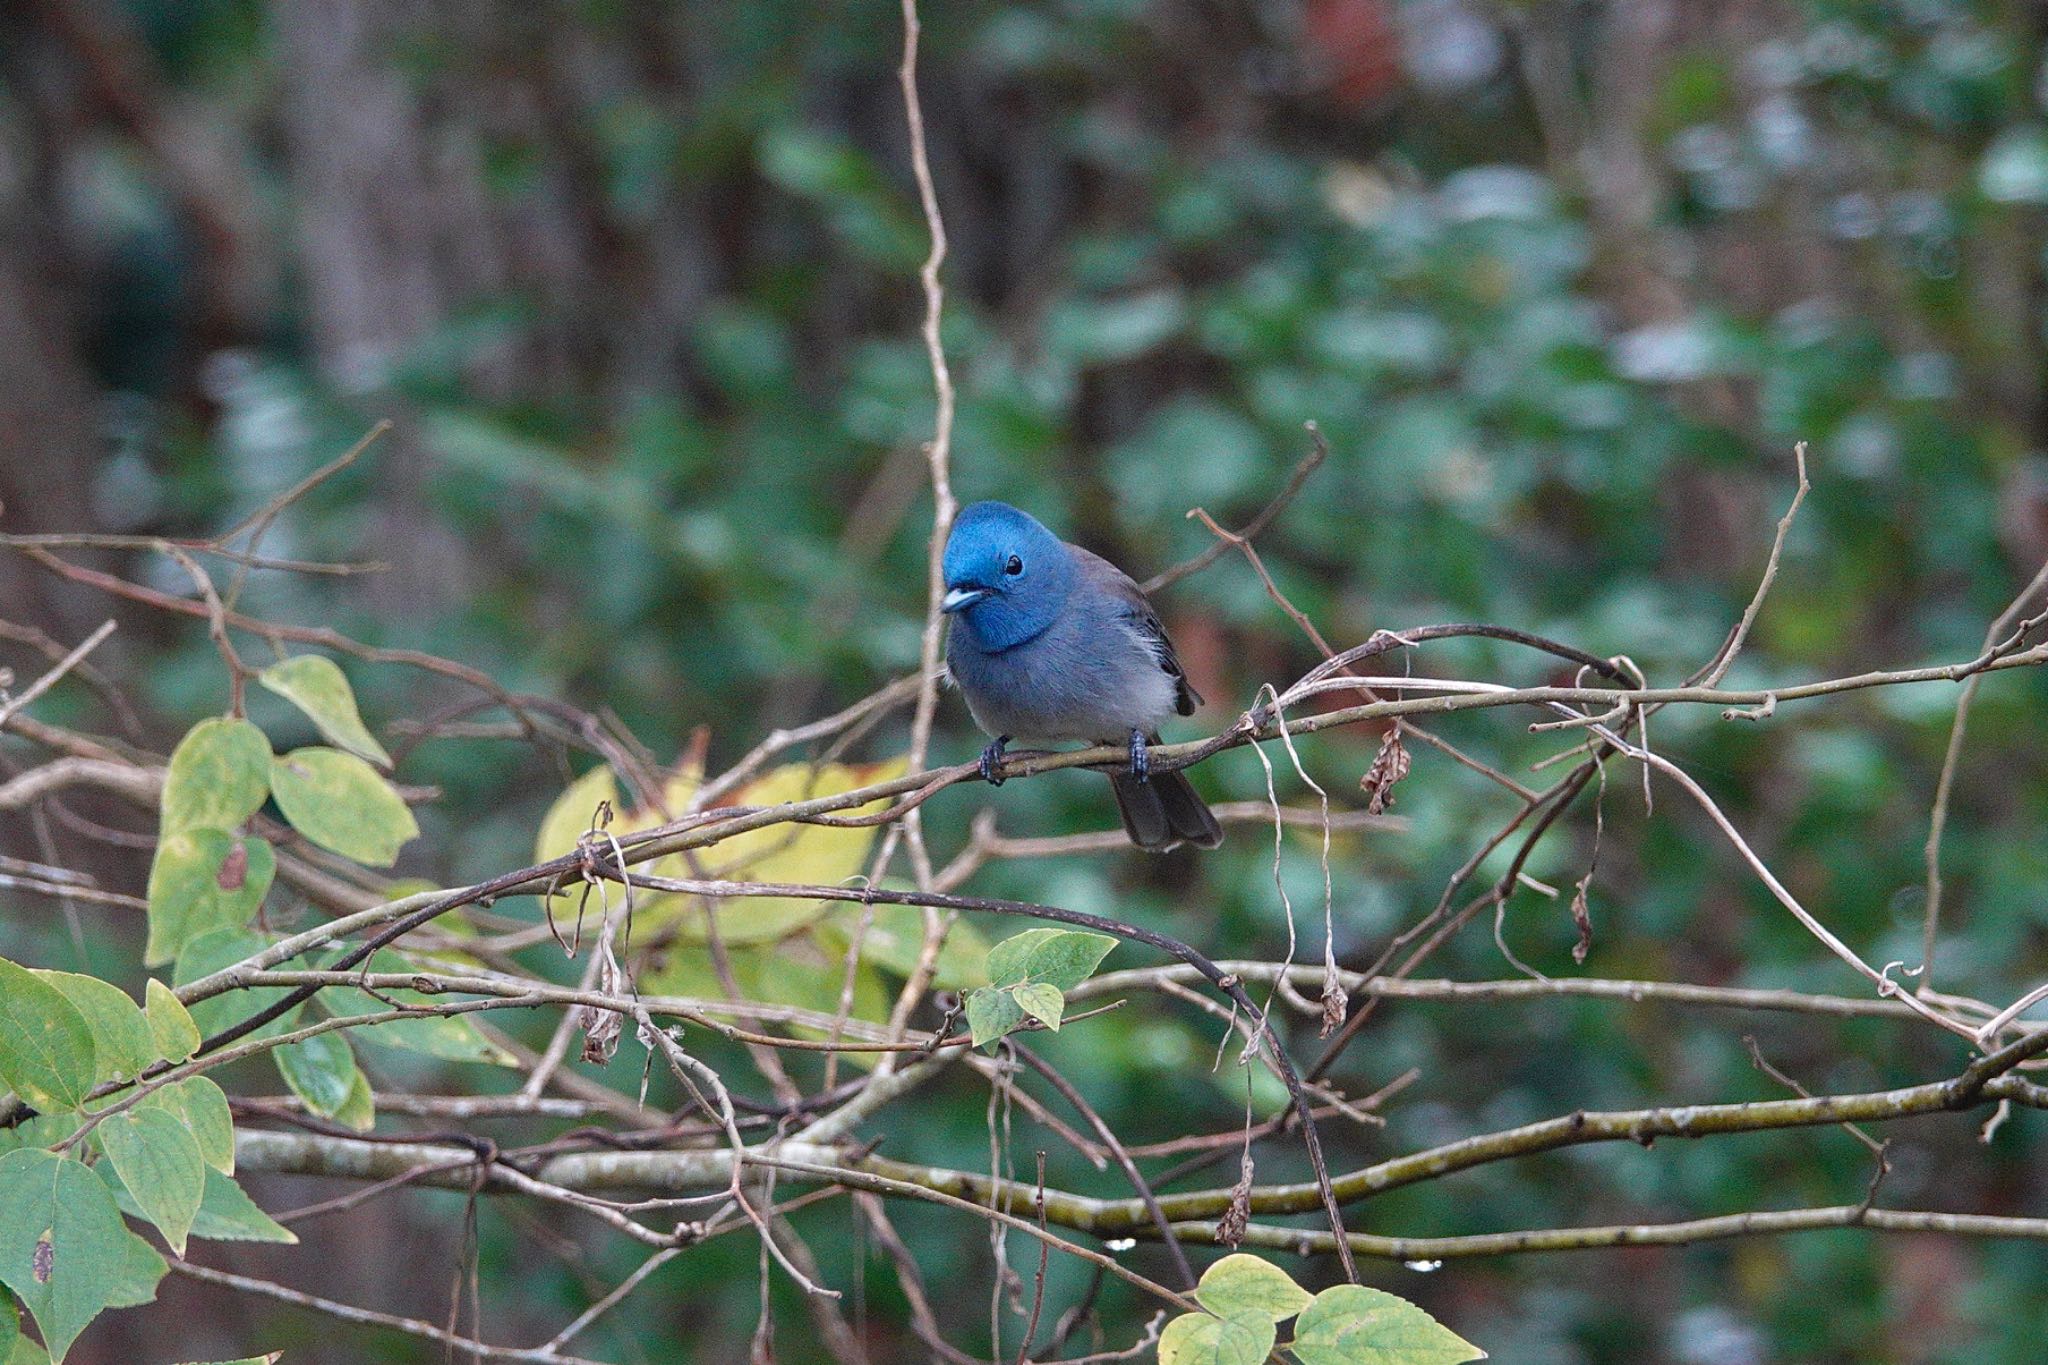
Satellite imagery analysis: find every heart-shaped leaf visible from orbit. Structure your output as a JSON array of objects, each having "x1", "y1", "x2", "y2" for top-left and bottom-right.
[
  {"x1": 0, "y1": 1149, "x2": 165, "y2": 1361},
  {"x1": 1290, "y1": 1284, "x2": 1487, "y2": 1364},
  {"x1": 1159, "y1": 1309, "x2": 1277, "y2": 1365},
  {"x1": 30, "y1": 975, "x2": 153, "y2": 1088},
  {"x1": 1011, "y1": 982, "x2": 1064, "y2": 1031},
  {"x1": 136, "y1": 1078, "x2": 234, "y2": 1176},
  {"x1": 965, "y1": 987, "x2": 1024, "y2": 1050},
  {"x1": 1194, "y1": 1253, "x2": 1314, "y2": 1323},
  {"x1": 0, "y1": 959, "x2": 96, "y2": 1113},
  {"x1": 986, "y1": 929, "x2": 1116, "y2": 991},
  {"x1": 97, "y1": 1110, "x2": 204, "y2": 1255}
]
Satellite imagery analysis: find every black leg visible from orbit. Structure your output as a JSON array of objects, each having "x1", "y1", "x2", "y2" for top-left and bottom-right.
[
  {"x1": 979, "y1": 735, "x2": 1011, "y2": 786},
  {"x1": 1127, "y1": 729, "x2": 1150, "y2": 784}
]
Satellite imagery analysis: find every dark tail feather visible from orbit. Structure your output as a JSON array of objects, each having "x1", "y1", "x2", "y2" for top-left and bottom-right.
[{"x1": 1108, "y1": 770, "x2": 1224, "y2": 852}]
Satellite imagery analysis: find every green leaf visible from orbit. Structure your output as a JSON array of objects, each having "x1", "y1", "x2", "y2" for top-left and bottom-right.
[
  {"x1": 0, "y1": 958, "x2": 97, "y2": 1113},
  {"x1": 0, "y1": 1117, "x2": 73, "y2": 1160},
  {"x1": 143, "y1": 982, "x2": 198, "y2": 1064},
  {"x1": 30, "y1": 975, "x2": 153, "y2": 1087},
  {"x1": 0, "y1": 1292, "x2": 17, "y2": 1355},
  {"x1": 985, "y1": 928, "x2": 1116, "y2": 992},
  {"x1": 101, "y1": 1165, "x2": 293, "y2": 1245},
  {"x1": 312, "y1": 951, "x2": 514, "y2": 1065},
  {"x1": 986, "y1": 929, "x2": 1062, "y2": 986},
  {"x1": 7, "y1": 1334, "x2": 50, "y2": 1365},
  {"x1": 137, "y1": 1078, "x2": 234, "y2": 1176},
  {"x1": 173, "y1": 930, "x2": 299, "y2": 1044},
  {"x1": 144, "y1": 831, "x2": 275, "y2": 968},
  {"x1": 331, "y1": 1066, "x2": 375, "y2": 1132},
  {"x1": 258, "y1": 655, "x2": 391, "y2": 767},
  {"x1": 0, "y1": 1148, "x2": 166, "y2": 1361},
  {"x1": 1158, "y1": 1310, "x2": 1277, "y2": 1365},
  {"x1": 643, "y1": 940, "x2": 892, "y2": 1065},
  {"x1": 270, "y1": 748, "x2": 419, "y2": 867},
  {"x1": 160, "y1": 718, "x2": 271, "y2": 838},
  {"x1": 274, "y1": 1033, "x2": 358, "y2": 1119},
  {"x1": 189, "y1": 1170, "x2": 293, "y2": 1244},
  {"x1": 97, "y1": 1110, "x2": 204, "y2": 1256},
  {"x1": 1011, "y1": 981, "x2": 1064, "y2": 1031},
  {"x1": 1290, "y1": 1285, "x2": 1487, "y2": 1365},
  {"x1": 816, "y1": 904, "x2": 991, "y2": 990},
  {"x1": 965, "y1": 987, "x2": 1024, "y2": 1050},
  {"x1": 1195, "y1": 1253, "x2": 1314, "y2": 1323}
]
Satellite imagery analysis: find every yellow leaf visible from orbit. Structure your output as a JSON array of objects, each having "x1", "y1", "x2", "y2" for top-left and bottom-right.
[
  {"x1": 531, "y1": 756, "x2": 902, "y2": 949},
  {"x1": 530, "y1": 765, "x2": 640, "y2": 936},
  {"x1": 644, "y1": 938, "x2": 893, "y2": 1066},
  {"x1": 677, "y1": 757, "x2": 907, "y2": 945}
]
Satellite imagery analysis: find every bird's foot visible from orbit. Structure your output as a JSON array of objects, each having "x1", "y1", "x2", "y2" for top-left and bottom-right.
[
  {"x1": 979, "y1": 736, "x2": 1012, "y2": 786},
  {"x1": 1127, "y1": 729, "x2": 1151, "y2": 784}
]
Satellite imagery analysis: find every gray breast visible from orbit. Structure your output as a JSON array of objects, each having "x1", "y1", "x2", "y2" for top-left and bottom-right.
[{"x1": 948, "y1": 611, "x2": 1179, "y2": 742}]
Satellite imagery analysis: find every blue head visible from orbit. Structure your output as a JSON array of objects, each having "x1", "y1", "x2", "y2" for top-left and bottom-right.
[{"x1": 941, "y1": 502, "x2": 1074, "y2": 651}]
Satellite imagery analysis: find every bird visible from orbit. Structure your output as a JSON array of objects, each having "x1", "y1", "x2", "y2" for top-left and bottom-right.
[{"x1": 941, "y1": 501, "x2": 1223, "y2": 852}]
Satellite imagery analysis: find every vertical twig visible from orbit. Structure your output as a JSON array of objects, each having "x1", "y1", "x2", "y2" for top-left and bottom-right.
[
  {"x1": 1921, "y1": 556, "x2": 2048, "y2": 990},
  {"x1": 897, "y1": 0, "x2": 957, "y2": 882},
  {"x1": 872, "y1": 0, "x2": 963, "y2": 1078}
]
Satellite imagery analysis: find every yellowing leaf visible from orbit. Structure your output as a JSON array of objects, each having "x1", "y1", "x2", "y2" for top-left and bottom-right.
[
  {"x1": 258, "y1": 655, "x2": 391, "y2": 767},
  {"x1": 1158, "y1": 1310, "x2": 1276, "y2": 1365},
  {"x1": 0, "y1": 959, "x2": 96, "y2": 1113},
  {"x1": 1290, "y1": 1285, "x2": 1487, "y2": 1365},
  {"x1": 533, "y1": 756, "x2": 903, "y2": 949},
  {"x1": 645, "y1": 940, "x2": 892, "y2": 1063},
  {"x1": 1194, "y1": 1254, "x2": 1313, "y2": 1323},
  {"x1": 270, "y1": 748, "x2": 418, "y2": 867},
  {"x1": 137, "y1": 1078, "x2": 234, "y2": 1176},
  {"x1": 31, "y1": 974, "x2": 153, "y2": 1088},
  {"x1": 531, "y1": 764, "x2": 626, "y2": 934},
  {"x1": 143, "y1": 982, "x2": 199, "y2": 1064},
  {"x1": 144, "y1": 831, "x2": 274, "y2": 968},
  {"x1": 160, "y1": 718, "x2": 270, "y2": 837},
  {"x1": 98, "y1": 1110, "x2": 204, "y2": 1255},
  {"x1": 678, "y1": 757, "x2": 906, "y2": 945}
]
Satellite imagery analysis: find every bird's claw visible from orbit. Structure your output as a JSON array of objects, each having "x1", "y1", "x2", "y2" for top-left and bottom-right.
[
  {"x1": 1127, "y1": 729, "x2": 1151, "y2": 784},
  {"x1": 979, "y1": 736, "x2": 1011, "y2": 786}
]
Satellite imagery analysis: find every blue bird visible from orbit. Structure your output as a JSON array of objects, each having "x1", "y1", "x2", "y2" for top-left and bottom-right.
[{"x1": 942, "y1": 501, "x2": 1223, "y2": 851}]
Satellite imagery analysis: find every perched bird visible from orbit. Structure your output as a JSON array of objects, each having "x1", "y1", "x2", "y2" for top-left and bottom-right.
[{"x1": 941, "y1": 501, "x2": 1224, "y2": 852}]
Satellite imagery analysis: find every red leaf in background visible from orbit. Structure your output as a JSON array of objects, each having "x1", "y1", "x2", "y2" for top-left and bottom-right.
[{"x1": 1303, "y1": 0, "x2": 1400, "y2": 111}]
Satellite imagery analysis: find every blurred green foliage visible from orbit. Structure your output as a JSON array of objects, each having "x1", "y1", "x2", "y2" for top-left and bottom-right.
[{"x1": 7, "y1": 0, "x2": 2048, "y2": 1360}]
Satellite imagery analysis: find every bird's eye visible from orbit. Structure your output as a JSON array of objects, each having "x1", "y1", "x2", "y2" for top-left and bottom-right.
[{"x1": 1003, "y1": 555, "x2": 1024, "y2": 577}]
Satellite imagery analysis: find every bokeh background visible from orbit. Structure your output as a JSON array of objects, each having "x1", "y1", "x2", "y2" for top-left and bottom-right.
[{"x1": 5, "y1": 1, "x2": 2048, "y2": 1361}]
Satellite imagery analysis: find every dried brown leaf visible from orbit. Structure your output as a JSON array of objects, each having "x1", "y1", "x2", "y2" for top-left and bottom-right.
[{"x1": 1360, "y1": 727, "x2": 1411, "y2": 815}]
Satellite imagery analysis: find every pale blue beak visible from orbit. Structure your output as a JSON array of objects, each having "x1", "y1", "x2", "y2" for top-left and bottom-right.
[{"x1": 942, "y1": 586, "x2": 991, "y2": 614}]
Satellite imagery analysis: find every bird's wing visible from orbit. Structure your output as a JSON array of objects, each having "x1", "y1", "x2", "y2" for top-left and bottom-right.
[{"x1": 1071, "y1": 546, "x2": 1203, "y2": 716}]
